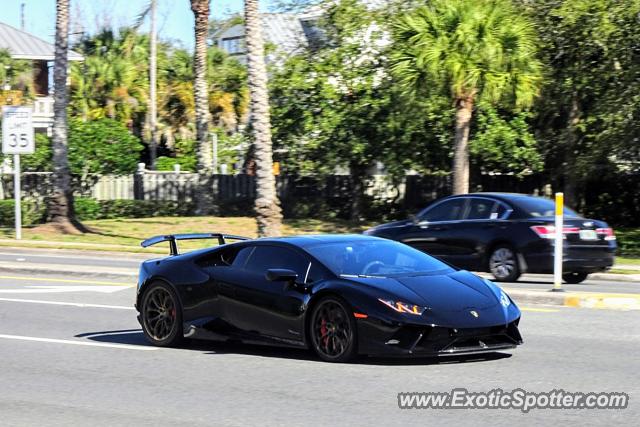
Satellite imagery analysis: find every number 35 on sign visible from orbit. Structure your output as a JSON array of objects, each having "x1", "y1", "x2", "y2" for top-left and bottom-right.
[{"x1": 2, "y1": 106, "x2": 34, "y2": 155}]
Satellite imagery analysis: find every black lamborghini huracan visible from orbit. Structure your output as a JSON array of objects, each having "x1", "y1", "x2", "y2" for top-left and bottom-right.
[{"x1": 136, "y1": 233, "x2": 522, "y2": 362}]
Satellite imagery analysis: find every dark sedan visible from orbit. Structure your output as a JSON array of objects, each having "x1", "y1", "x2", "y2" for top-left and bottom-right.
[{"x1": 364, "y1": 193, "x2": 616, "y2": 283}]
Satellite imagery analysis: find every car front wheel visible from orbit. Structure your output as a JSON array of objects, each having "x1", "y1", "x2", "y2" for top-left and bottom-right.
[
  {"x1": 310, "y1": 297, "x2": 358, "y2": 363},
  {"x1": 488, "y1": 246, "x2": 521, "y2": 282}
]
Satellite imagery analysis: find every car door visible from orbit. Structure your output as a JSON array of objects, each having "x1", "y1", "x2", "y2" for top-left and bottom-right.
[
  {"x1": 220, "y1": 244, "x2": 312, "y2": 343},
  {"x1": 449, "y1": 197, "x2": 508, "y2": 270},
  {"x1": 396, "y1": 198, "x2": 467, "y2": 263}
]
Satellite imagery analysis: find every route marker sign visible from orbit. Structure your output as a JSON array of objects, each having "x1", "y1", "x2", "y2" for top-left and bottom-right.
[{"x1": 2, "y1": 106, "x2": 35, "y2": 240}]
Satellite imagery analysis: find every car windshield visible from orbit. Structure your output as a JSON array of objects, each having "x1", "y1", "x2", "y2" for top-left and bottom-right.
[
  {"x1": 306, "y1": 240, "x2": 454, "y2": 278},
  {"x1": 514, "y1": 197, "x2": 580, "y2": 218}
]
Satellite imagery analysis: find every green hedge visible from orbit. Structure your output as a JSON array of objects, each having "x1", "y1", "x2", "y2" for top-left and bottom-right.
[
  {"x1": 74, "y1": 198, "x2": 194, "y2": 221},
  {"x1": 0, "y1": 199, "x2": 47, "y2": 227},
  {"x1": 616, "y1": 229, "x2": 640, "y2": 257}
]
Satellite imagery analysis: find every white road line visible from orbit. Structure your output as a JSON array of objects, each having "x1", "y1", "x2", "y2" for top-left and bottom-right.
[
  {"x1": 0, "y1": 297, "x2": 135, "y2": 310},
  {"x1": 0, "y1": 251, "x2": 145, "y2": 262},
  {"x1": 0, "y1": 334, "x2": 157, "y2": 351},
  {"x1": 0, "y1": 285, "x2": 132, "y2": 294},
  {"x1": 0, "y1": 275, "x2": 132, "y2": 286}
]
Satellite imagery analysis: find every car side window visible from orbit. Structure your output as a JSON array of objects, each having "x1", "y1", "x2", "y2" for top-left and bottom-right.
[
  {"x1": 465, "y1": 198, "x2": 496, "y2": 220},
  {"x1": 196, "y1": 246, "x2": 251, "y2": 268},
  {"x1": 305, "y1": 263, "x2": 328, "y2": 284},
  {"x1": 492, "y1": 202, "x2": 509, "y2": 219},
  {"x1": 231, "y1": 247, "x2": 255, "y2": 268},
  {"x1": 421, "y1": 199, "x2": 465, "y2": 222},
  {"x1": 244, "y1": 246, "x2": 311, "y2": 279}
]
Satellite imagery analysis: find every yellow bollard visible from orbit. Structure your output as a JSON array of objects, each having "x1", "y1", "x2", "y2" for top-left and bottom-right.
[{"x1": 551, "y1": 192, "x2": 564, "y2": 292}]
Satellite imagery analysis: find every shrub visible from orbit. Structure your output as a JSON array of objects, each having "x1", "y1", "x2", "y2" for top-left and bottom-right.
[
  {"x1": 73, "y1": 198, "x2": 102, "y2": 221},
  {"x1": 0, "y1": 199, "x2": 47, "y2": 227},
  {"x1": 68, "y1": 118, "x2": 144, "y2": 175},
  {"x1": 616, "y1": 229, "x2": 640, "y2": 257}
]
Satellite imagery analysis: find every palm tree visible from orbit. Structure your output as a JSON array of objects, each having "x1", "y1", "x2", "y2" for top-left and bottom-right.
[
  {"x1": 149, "y1": 0, "x2": 158, "y2": 169},
  {"x1": 244, "y1": 0, "x2": 282, "y2": 236},
  {"x1": 190, "y1": 0, "x2": 214, "y2": 214},
  {"x1": 49, "y1": 0, "x2": 80, "y2": 232},
  {"x1": 392, "y1": 0, "x2": 543, "y2": 194}
]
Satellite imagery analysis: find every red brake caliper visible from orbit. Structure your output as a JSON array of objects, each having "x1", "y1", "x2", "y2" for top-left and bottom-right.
[{"x1": 320, "y1": 318, "x2": 329, "y2": 348}]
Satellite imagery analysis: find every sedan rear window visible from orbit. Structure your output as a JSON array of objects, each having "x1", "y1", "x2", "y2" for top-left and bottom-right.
[
  {"x1": 514, "y1": 197, "x2": 579, "y2": 218},
  {"x1": 307, "y1": 240, "x2": 454, "y2": 278}
]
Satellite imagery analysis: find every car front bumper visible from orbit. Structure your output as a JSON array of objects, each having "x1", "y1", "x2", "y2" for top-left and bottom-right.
[{"x1": 356, "y1": 317, "x2": 523, "y2": 357}]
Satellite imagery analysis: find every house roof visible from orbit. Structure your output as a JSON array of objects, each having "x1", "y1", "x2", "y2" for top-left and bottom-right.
[
  {"x1": 262, "y1": 13, "x2": 308, "y2": 54},
  {"x1": 215, "y1": 13, "x2": 308, "y2": 57},
  {"x1": 0, "y1": 22, "x2": 83, "y2": 61}
]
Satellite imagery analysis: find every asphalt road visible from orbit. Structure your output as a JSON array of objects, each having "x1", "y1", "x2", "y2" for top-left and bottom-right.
[
  {"x1": 0, "y1": 272, "x2": 638, "y2": 426},
  {"x1": 0, "y1": 248, "x2": 149, "y2": 270},
  {"x1": 1, "y1": 247, "x2": 638, "y2": 293}
]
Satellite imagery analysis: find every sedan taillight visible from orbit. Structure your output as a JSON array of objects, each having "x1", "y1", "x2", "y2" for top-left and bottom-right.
[
  {"x1": 596, "y1": 227, "x2": 616, "y2": 241},
  {"x1": 530, "y1": 225, "x2": 579, "y2": 239}
]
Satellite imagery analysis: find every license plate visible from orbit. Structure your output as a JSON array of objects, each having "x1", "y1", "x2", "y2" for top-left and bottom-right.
[{"x1": 579, "y1": 229, "x2": 598, "y2": 240}]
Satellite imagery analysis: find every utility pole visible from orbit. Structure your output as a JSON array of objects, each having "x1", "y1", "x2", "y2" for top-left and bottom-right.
[
  {"x1": 149, "y1": 0, "x2": 158, "y2": 169},
  {"x1": 20, "y1": 3, "x2": 25, "y2": 30}
]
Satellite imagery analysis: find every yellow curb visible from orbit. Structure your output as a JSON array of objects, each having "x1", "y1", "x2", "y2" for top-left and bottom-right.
[{"x1": 564, "y1": 293, "x2": 640, "y2": 310}]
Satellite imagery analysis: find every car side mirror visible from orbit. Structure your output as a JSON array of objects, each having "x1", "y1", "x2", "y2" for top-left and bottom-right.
[
  {"x1": 409, "y1": 214, "x2": 418, "y2": 224},
  {"x1": 265, "y1": 268, "x2": 298, "y2": 283}
]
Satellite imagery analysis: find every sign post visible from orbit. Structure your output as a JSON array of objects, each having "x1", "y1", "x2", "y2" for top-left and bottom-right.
[
  {"x1": 13, "y1": 154, "x2": 21, "y2": 239},
  {"x1": 2, "y1": 106, "x2": 34, "y2": 240},
  {"x1": 552, "y1": 192, "x2": 564, "y2": 292}
]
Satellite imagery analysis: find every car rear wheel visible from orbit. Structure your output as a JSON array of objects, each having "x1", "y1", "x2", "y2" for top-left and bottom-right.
[
  {"x1": 141, "y1": 282, "x2": 183, "y2": 347},
  {"x1": 489, "y1": 246, "x2": 521, "y2": 282},
  {"x1": 563, "y1": 272, "x2": 589, "y2": 284},
  {"x1": 310, "y1": 297, "x2": 357, "y2": 363}
]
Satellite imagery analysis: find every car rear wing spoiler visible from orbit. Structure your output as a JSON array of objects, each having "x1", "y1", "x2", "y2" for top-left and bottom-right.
[{"x1": 141, "y1": 233, "x2": 251, "y2": 256}]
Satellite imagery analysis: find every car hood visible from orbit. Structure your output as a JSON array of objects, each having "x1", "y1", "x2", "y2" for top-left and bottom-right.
[
  {"x1": 346, "y1": 270, "x2": 516, "y2": 327},
  {"x1": 349, "y1": 270, "x2": 500, "y2": 311}
]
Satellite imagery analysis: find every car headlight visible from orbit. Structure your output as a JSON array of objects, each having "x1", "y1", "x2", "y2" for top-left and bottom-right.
[{"x1": 378, "y1": 298, "x2": 427, "y2": 315}]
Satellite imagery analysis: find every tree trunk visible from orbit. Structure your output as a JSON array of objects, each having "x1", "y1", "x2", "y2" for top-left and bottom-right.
[
  {"x1": 191, "y1": 0, "x2": 214, "y2": 215},
  {"x1": 452, "y1": 94, "x2": 474, "y2": 195},
  {"x1": 149, "y1": 0, "x2": 158, "y2": 169},
  {"x1": 48, "y1": 0, "x2": 82, "y2": 233},
  {"x1": 244, "y1": 0, "x2": 283, "y2": 237},
  {"x1": 563, "y1": 95, "x2": 581, "y2": 208},
  {"x1": 349, "y1": 162, "x2": 366, "y2": 222}
]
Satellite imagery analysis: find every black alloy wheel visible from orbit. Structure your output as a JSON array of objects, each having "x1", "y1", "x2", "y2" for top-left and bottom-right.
[
  {"x1": 310, "y1": 297, "x2": 357, "y2": 363},
  {"x1": 563, "y1": 272, "x2": 589, "y2": 284},
  {"x1": 488, "y1": 245, "x2": 521, "y2": 282},
  {"x1": 141, "y1": 282, "x2": 183, "y2": 347}
]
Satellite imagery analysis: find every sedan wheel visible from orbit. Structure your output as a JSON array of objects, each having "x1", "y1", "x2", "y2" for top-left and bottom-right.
[
  {"x1": 141, "y1": 282, "x2": 183, "y2": 347},
  {"x1": 489, "y1": 246, "x2": 521, "y2": 282},
  {"x1": 310, "y1": 297, "x2": 357, "y2": 363}
]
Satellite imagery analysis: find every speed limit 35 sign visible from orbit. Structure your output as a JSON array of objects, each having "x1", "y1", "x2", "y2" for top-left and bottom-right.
[{"x1": 2, "y1": 106, "x2": 34, "y2": 155}]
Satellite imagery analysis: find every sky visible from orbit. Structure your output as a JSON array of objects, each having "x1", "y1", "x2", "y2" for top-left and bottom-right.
[{"x1": 1, "y1": 0, "x2": 277, "y2": 50}]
